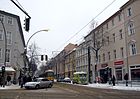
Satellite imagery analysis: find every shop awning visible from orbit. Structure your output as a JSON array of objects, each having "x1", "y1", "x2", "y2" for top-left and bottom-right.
[{"x1": 0, "y1": 67, "x2": 15, "y2": 72}]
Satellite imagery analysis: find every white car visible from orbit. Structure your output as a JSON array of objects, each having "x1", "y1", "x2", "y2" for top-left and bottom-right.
[{"x1": 24, "y1": 78, "x2": 53, "y2": 89}]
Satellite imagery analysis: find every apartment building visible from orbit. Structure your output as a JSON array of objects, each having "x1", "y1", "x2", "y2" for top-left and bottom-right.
[
  {"x1": 121, "y1": 0, "x2": 140, "y2": 81},
  {"x1": 84, "y1": 0, "x2": 140, "y2": 82},
  {"x1": 65, "y1": 48, "x2": 76, "y2": 79},
  {"x1": 51, "y1": 43, "x2": 77, "y2": 79},
  {"x1": 0, "y1": 10, "x2": 25, "y2": 82}
]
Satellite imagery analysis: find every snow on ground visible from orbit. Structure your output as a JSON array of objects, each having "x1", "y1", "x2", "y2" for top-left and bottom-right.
[{"x1": 83, "y1": 83, "x2": 140, "y2": 91}]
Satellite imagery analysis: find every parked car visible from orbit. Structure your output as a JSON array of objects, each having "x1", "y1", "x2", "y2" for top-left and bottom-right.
[
  {"x1": 57, "y1": 78, "x2": 64, "y2": 82},
  {"x1": 24, "y1": 78, "x2": 53, "y2": 89},
  {"x1": 63, "y1": 77, "x2": 72, "y2": 83}
]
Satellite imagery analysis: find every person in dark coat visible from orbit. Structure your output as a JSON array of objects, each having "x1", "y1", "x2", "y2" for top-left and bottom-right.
[
  {"x1": 7, "y1": 75, "x2": 11, "y2": 86},
  {"x1": 124, "y1": 73, "x2": 128, "y2": 86},
  {"x1": 112, "y1": 75, "x2": 116, "y2": 86},
  {"x1": 0, "y1": 75, "x2": 2, "y2": 87}
]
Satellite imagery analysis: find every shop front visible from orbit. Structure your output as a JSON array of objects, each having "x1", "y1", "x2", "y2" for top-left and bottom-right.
[
  {"x1": 0, "y1": 66, "x2": 15, "y2": 85},
  {"x1": 114, "y1": 60, "x2": 124, "y2": 81},
  {"x1": 130, "y1": 65, "x2": 140, "y2": 81},
  {"x1": 99, "y1": 63, "x2": 112, "y2": 83}
]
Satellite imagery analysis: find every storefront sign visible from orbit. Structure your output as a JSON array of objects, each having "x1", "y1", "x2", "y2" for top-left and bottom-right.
[
  {"x1": 101, "y1": 63, "x2": 108, "y2": 68},
  {"x1": 114, "y1": 60, "x2": 124, "y2": 66}
]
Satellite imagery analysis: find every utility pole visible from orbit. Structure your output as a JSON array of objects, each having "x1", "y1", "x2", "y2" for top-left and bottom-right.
[{"x1": 88, "y1": 46, "x2": 91, "y2": 83}]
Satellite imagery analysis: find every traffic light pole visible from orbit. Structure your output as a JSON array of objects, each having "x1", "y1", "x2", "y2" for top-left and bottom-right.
[
  {"x1": 24, "y1": 30, "x2": 49, "y2": 76},
  {"x1": 10, "y1": 0, "x2": 31, "y2": 18}
]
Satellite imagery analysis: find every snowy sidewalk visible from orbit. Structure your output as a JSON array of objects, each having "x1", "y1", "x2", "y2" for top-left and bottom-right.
[
  {"x1": 0, "y1": 84, "x2": 20, "y2": 90},
  {"x1": 83, "y1": 83, "x2": 140, "y2": 91}
]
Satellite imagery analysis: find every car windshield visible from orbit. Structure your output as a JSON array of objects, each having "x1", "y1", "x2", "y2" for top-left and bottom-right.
[{"x1": 33, "y1": 78, "x2": 42, "y2": 82}]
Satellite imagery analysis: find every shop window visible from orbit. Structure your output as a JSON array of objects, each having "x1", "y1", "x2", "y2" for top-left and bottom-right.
[
  {"x1": 131, "y1": 69, "x2": 140, "y2": 80},
  {"x1": 116, "y1": 68, "x2": 122, "y2": 80}
]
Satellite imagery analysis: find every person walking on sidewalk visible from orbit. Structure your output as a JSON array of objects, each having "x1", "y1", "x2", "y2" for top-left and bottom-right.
[
  {"x1": 0, "y1": 75, "x2": 2, "y2": 87},
  {"x1": 124, "y1": 73, "x2": 128, "y2": 86},
  {"x1": 7, "y1": 75, "x2": 11, "y2": 86},
  {"x1": 112, "y1": 75, "x2": 116, "y2": 86}
]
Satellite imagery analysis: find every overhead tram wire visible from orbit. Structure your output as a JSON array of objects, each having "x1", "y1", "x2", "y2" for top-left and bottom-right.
[
  {"x1": 15, "y1": 0, "x2": 26, "y2": 11},
  {"x1": 56, "y1": 0, "x2": 116, "y2": 51}
]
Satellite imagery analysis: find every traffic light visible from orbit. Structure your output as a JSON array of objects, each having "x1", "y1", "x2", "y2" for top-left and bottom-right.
[
  {"x1": 41, "y1": 55, "x2": 44, "y2": 61},
  {"x1": 45, "y1": 55, "x2": 48, "y2": 61},
  {"x1": 24, "y1": 18, "x2": 30, "y2": 32},
  {"x1": 1, "y1": 66, "x2": 5, "y2": 76}
]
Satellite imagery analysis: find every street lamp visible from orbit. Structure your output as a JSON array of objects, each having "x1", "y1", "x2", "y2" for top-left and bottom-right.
[
  {"x1": 23, "y1": 29, "x2": 49, "y2": 75},
  {"x1": 0, "y1": 19, "x2": 7, "y2": 87}
]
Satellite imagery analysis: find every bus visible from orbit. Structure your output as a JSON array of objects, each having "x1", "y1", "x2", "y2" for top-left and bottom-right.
[
  {"x1": 39, "y1": 70, "x2": 54, "y2": 81},
  {"x1": 73, "y1": 71, "x2": 88, "y2": 85}
]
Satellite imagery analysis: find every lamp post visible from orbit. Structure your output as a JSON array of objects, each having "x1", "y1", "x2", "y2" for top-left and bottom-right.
[
  {"x1": 0, "y1": 19, "x2": 7, "y2": 87},
  {"x1": 23, "y1": 29, "x2": 49, "y2": 75}
]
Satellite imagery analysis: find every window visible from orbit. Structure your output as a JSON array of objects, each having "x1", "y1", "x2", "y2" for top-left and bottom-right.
[
  {"x1": 107, "y1": 36, "x2": 109, "y2": 45},
  {"x1": 108, "y1": 52, "x2": 111, "y2": 60},
  {"x1": 0, "y1": 30, "x2": 3, "y2": 40},
  {"x1": 113, "y1": 33, "x2": 115, "y2": 42},
  {"x1": 127, "y1": 7, "x2": 132, "y2": 16},
  {"x1": 7, "y1": 31, "x2": 12, "y2": 44},
  {"x1": 119, "y1": 29, "x2": 123, "y2": 39},
  {"x1": 131, "y1": 69, "x2": 140, "y2": 80},
  {"x1": 118, "y1": 14, "x2": 121, "y2": 21},
  {"x1": 0, "y1": 14, "x2": 4, "y2": 22},
  {"x1": 128, "y1": 22, "x2": 135, "y2": 35},
  {"x1": 112, "y1": 19, "x2": 114, "y2": 26},
  {"x1": 113, "y1": 50, "x2": 117, "y2": 59},
  {"x1": 130, "y1": 43, "x2": 137, "y2": 55},
  {"x1": 120, "y1": 47, "x2": 124, "y2": 58},
  {"x1": 106, "y1": 23, "x2": 108, "y2": 29},
  {"x1": 6, "y1": 49, "x2": 10, "y2": 62},
  {"x1": 7, "y1": 17, "x2": 13, "y2": 25},
  {"x1": 0, "y1": 48, "x2": 2, "y2": 59}
]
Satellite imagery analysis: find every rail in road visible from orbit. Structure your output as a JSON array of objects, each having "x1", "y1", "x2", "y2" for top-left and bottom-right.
[{"x1": 0, "y1": 83, "x2": 140, "y2": 99}]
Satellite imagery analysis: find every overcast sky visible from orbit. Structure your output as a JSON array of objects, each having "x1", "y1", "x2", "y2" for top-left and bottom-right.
[{"x1": 0, "y1": 0, "x2": 129, "y2": 58}]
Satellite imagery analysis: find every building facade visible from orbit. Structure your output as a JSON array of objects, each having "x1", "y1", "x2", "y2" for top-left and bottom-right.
[
  {"x1": 65, "y1": 48, "x2": 76, "y2": 79},
  {"x1": 84, "y1": 0, "x2": 140, "y2": 83},
  {"x1": 51, "y1": 43, "x2": 77, "y2": 79},
  {"x1": 0, "y1": 10, "x2": 25, "y2": 83}
]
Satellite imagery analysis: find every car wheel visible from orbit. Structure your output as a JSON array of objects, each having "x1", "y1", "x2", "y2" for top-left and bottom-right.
[
  {"x1": 48, "y1": 84, "x2": 52, "y2": 88},
  {"x1": 35, "y1": 84, "x2": 40, "y2": 89}
]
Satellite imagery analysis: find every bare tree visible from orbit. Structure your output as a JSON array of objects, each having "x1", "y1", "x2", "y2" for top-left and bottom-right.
[
  {"x1": 27, "y1": 42, "x2": 40, "y2": 76},
  {"x1": 89, "y1": 20, "x2": 98, "y2": 30}
]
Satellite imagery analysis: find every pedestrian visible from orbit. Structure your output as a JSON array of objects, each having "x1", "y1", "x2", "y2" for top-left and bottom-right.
[
  {"x1": 124, "y1": 73, "x2": 128, "y2": 86},
  {"x1": 0, "y1": 75, "x2": 2, "y2": 87},
  {"x1": 20, "y1": 75, "x2": 24, "y2": 88},
  {"x1": 18, "y1": 76, "x2": 21, "y2": 86},
  {"x1": 112, "y1": 75, "x2": 116, "y2": 86},
  {"x1": 27, "y1": 75, "x2": 32, "y2": 82},
  {"x1": 7, "y1": 75, "x2": 11, "y2": 86}
]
